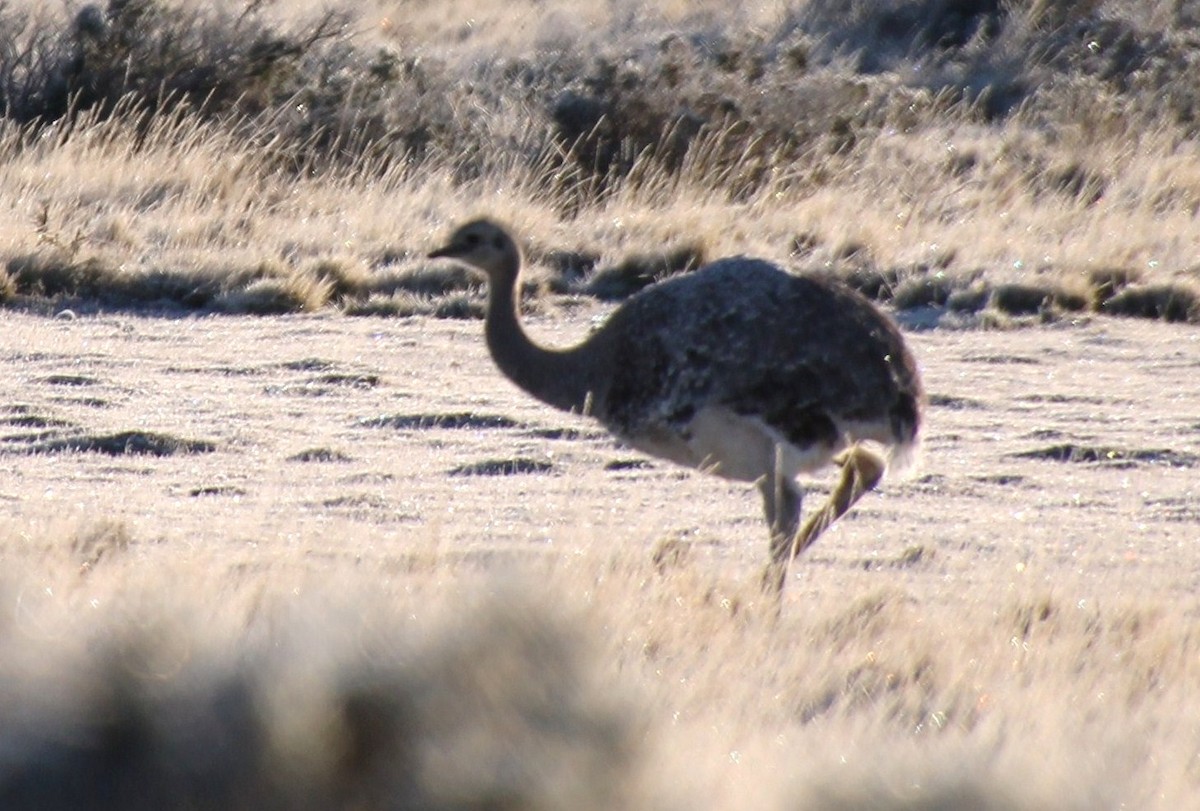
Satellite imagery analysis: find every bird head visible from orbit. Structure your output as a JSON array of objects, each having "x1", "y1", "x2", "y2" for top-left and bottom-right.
[{"x1": 427, "y1": 218, "x2": 521, "y2": 285}]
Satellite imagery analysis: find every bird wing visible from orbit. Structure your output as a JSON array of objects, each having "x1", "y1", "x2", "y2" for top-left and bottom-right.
[{"x1": 596, "y1": 259, "x2": 919, "y2": 450}]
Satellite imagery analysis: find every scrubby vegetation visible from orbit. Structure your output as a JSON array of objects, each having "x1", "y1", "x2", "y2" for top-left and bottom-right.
[
  {"x1": 0, "y1": 0, "x2": 1198, "y2": 322},
  {"x1": 0, "y1": 256, "x2": 1195, "y2": 807},
  {"x1": 2, "y1": 512, "x2": 1195, "y2": 809},
  {"x1": 0, "y1": 583, "x2": 638, "y2": 811},
  {"x1": 1, "y1": 2, "x2": 1200, "y2": 801}
]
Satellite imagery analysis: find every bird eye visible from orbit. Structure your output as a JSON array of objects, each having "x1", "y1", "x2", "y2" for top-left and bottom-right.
[{"x1": 464, "y1": 233, "x2": 481, "y2": 247}]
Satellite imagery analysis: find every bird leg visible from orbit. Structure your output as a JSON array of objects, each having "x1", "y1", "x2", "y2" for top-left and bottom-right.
[
  {"x1": 758, "y1": 455, "x2": 803, "y2": 595},
  {"x1": 791, "y1": 444, "x2": 885, "y2": 560},
  {"x1": 761, "y1": 445, "x2": 886, "y2": 595}
]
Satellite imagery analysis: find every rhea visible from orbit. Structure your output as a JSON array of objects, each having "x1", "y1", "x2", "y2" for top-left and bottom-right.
[{"x1": 429, "y1": 219, "x2": 924, "y2": 592}]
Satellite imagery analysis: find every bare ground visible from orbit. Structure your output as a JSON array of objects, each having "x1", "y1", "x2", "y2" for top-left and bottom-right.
[{"x1": 2, "y1": 307, "x2": 1197, "y2": 595}]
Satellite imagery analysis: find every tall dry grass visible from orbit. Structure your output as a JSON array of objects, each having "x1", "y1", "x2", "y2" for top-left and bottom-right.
[
  {"x1": 2, "y1": 519, "x2": 1196, "y2": 808},
  {"x1": 0, "y1": 1, "x2": 1199, "y2": 806},
  {"x1": 0, "y1": 0, "x2": 1199, "y2": 321}
]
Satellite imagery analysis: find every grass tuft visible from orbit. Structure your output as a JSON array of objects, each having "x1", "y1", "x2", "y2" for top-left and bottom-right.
[
  {"x1": 6, "y1": 254, "x2": 120, "y2": 299},
  {"x1": 18, "y1": 430, "x2": 217, "y2": 457},
  {"x1": 946, "y1": 282, "x2": 991, "y2": 313},
  {"x1": 303, "y1": 257, "x2": 372, "y2": 303},
  {"x1": 988, "y1": 282, "x2": 1055, "y2": 315},
  {"x1": 841, "y1": 266, "x2": 901, "y2": 301},
  {"x1": 70, "y1": 518, "x2": 132, "y2": 571},
  {"x1": 0, "y1": 269, "x2": 17, "y2": 304},
  {"x1": 537, "y1": 249, "x2": 602, "y2": 293},
  {"x1": 448, "y1": 457, "x2": 556, "y2": 476},
  {"x1": 359, "y1": 413, "x2": 520, "y2": 431},
  {"x1": 1103, "y1": 281, "x2": 1200, "y2": 324},
  {"x1": 1086, "y1": 266, "x2": 1142, "y2": 306},
  {"x1": 430, "y1": 293, "x2": 486, "y2": 320},
  {"x1": 287, "y1": 447, "x2": 353, "y2": 463},
  {"x1": 214, "y1": 276, "x2": 332, "y2": 315},
  {"x1": 586, "y1": 243, "x2": 706, "y2": 301},
  {"x1": 0, "y1": 591, "x2": 638, "y2": 810},
  {"x1": 892, "y1": 271, "x2": 957, "y2": 309},
  {"x1": 1012, "y1": 443, "x2": 1199, "y2": 467},
  {"x1": 342, "y1": 292, "x2": 427, "y2": 318},
  {"x1": 372, "y1": 263, "x2": 482, "y2": 298}
]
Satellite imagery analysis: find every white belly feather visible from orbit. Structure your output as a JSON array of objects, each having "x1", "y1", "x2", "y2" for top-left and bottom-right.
[{"x1": 622, "y1": 406, "x2": 846, "y2": 483}]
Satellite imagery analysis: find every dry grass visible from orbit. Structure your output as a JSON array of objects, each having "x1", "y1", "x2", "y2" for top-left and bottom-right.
[
  {"x1": 0, "y1": 565, "x2": 638, "y2": 810},
  {"x1": 1, "y1": 0, "x2": 1200, "y2": 323},
  {"x1": 0, "y1": 309, "x2": 1196, "y2": 808},
  {"x1": 1, "y1": 522, "x2": 1194, "y2": 809},
  {"x1": 1, "y1": 0, "x2": 1200, "y2": 807}
]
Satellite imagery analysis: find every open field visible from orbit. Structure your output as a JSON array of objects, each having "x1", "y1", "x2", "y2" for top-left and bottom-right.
[
  {"x1": 2, "y1": 0, "x2": 1200, "y2": 807},
  {"x1": 1, "y1": 308, "x2": 1199, "y2": 808}
]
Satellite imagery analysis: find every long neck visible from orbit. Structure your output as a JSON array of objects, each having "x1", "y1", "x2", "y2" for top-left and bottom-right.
[{"x1": 485, "y1": 273, "x2": 603, "y2": 415}]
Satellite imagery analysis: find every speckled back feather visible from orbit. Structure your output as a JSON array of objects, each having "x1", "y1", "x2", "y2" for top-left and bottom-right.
[{"x1": 591, "y1": 259, "x2": 923, "y2": 467}]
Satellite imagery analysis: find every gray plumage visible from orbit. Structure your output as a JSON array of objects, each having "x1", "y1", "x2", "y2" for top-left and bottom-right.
[
  {"x1": 597, "y1": 258, "x2": 921, "y2": 457},
  {"x1": 429, "y1": 218, "x2": 925, "y2": 593}
]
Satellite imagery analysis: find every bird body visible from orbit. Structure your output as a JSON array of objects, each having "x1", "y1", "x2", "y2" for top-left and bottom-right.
[
  {"x1": 429, "y1": 218, "x2": 924, "y2": 593},
  {"x1": 588, "y1": 258, "x2": 921, "y2": 478}
]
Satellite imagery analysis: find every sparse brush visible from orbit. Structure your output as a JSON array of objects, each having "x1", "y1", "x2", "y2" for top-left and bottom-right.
[
  {"x1": 1, "y1": 0, "x2": 1199, "y2": 331},
  {"x1": 988, "y1": 282, "x2": 1055, "y2": 315},
  {"x1": 5, "y1": 254, "x2": 119, "y2": 299},
  {"x1": 947, "y1": 281, "x2": 991, "y2": 313},
  {"x1": 302, "y1": 257, "x2": 371, "y2": 302},
  {"x1": 892, "y1": 271, "x2": 957, "y2": 309},
  {"x1": 0, "y1": 591, "x2": 639, "y2": 811},
  {"x1": 840, "y1": 266, "x2": 900, "y2": 301},
  {"x1": 214, "y1": 275, "x2": 333, "y2": 315},
  {"x1": 0, "y1": 0, "x2": 350, "y2": 125},
  {"x1": 1087, "y1": 266, "x2": 1142, "y2": 307},
  {"x1": 371, "y1": 262, "x2": 482, "y2": 298},
  {"x1": 342, "y1": 291, "x2": 484, "y2": 320},
  {"x1": 586, "y1": 242, "x2": 706, "y2": 301},
  {"x1": 70, "y1": 518, "x2": 131, "y2": 571},
  {"x1": 1103, "y1": 281, "x2": 1200, "y2": 324}
]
